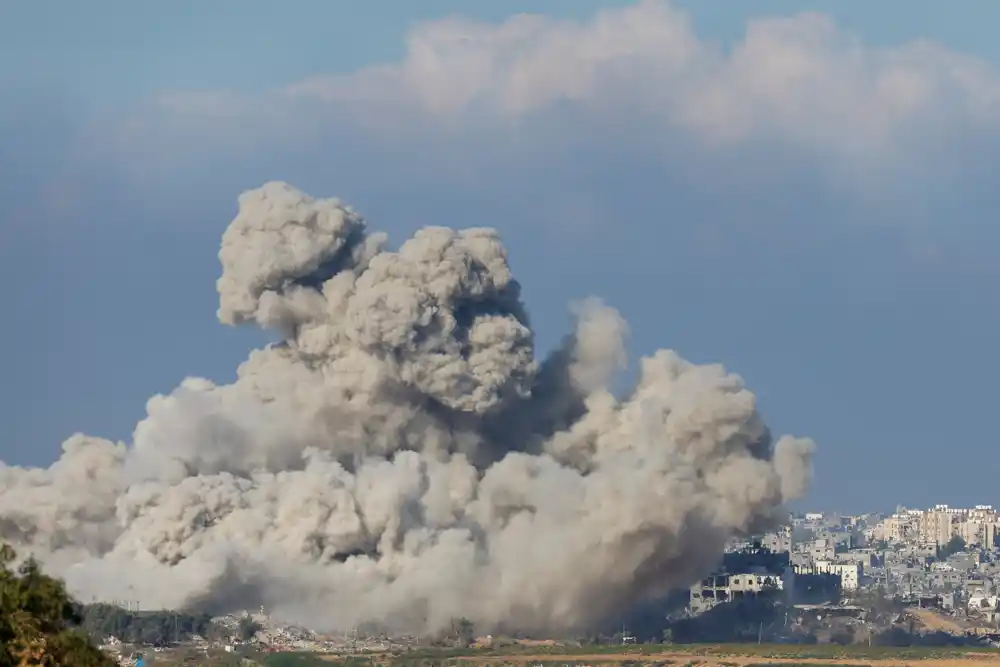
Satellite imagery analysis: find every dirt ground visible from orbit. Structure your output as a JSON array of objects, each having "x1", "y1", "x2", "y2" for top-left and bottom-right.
[{"x1": 906, "y1": 608, "x2": 967, "y2": 634}]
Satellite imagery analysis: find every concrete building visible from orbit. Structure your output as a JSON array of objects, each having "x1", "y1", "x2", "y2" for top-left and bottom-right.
[
  {"x1": 838, "y1": 549, "x2": 879, "y2": 572},
  {"x1": 689, "y1": 571, "x2": 786, "y2": 614},
  {"x1": 959, "y1": 518, "x2": 998, "y2": 547},
  {"x1": 873, "y1": 510, "x2": 920, "y2": 543},
  {"x1": 805, "y1": 539, "x2": 836, "y2": 562},
  {"x1": 919, "y1": 507, "x2": 954, "y2": 547},
  {"x1": 761, "y1": 526, "x2": 792, "y2": 553},
  {"x1": 875, "y1": 504, "x2": 999, "y2": 549},
  {"x1": 689, "y1": 545, "x2": 792, "y2": 614},
  {"x1": 810, "y1": 560, "x2": 862, "y2": 590}
]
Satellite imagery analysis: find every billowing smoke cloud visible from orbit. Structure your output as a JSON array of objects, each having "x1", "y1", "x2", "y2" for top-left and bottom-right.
[{"x1": 0, "y1": 182, "x2": 814, "y2": 635}]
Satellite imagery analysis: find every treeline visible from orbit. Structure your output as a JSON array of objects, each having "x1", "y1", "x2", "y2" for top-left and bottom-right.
[
  {"x1": 72, "y1": 603, "x2": 222, "y2": 646},
  {"x1": 0, "y1": 544, "x2": 114, "y2": 667}
]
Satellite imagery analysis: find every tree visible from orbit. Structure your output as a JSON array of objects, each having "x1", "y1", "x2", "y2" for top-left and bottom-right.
[
  {"x1": 938, "y1": 536, "x2": 966, "y2": 559},
  {"x1": 75, "y1": 603, "x2": 218, "y2": 646},
  {"x1": 0, "y1": 543, "x2": 114, "y2": 667}
]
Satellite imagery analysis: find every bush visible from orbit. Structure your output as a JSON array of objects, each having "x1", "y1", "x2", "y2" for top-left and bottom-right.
[{"x1": 0, "y1": 543, "x2": 115, "y2": 666}]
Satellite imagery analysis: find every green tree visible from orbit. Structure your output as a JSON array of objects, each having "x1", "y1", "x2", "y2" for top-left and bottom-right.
[
  {"x1": 0, "y1": 543, "x2": 114, "y2": 667},
  {"x1": 938, "y1": 535, "x2": 966, "y2": 559},
  {"x1": 76, "y1": 603, "x2": 218, "y2": 646}
]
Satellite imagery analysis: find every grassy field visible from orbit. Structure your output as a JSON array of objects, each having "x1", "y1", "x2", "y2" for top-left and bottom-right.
[{"x1": 242, "y1": 643, "x2": 1000, "y2": 667}]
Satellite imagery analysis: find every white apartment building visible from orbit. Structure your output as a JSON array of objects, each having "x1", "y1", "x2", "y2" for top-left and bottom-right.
[{"x1": 810, "y1": 560, "x2": 862, "y2": 590}]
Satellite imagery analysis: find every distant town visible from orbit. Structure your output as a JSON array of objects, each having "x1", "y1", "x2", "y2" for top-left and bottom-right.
[
  {"x1": 687, "y1": 504, "x2": 1000, "y2": 644},
  {"x1": 722, "y1": 504, "x2": 1000, "y2": 605},
  {"x1": 84, "y1": 503, "x2": 1000, "y2": 665}
]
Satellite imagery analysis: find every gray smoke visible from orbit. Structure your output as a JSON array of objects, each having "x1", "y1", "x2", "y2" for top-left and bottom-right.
[{"x1": 0, "y1": 182, "x2": 815, "y2": 635}]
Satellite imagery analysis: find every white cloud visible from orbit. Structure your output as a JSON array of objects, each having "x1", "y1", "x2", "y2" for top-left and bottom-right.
[
  {"x1": 92, "y1": 0, "x2": 1000, "y2": 263},
  {"x1": 155, "y1": 0, "x2": 1000, "y2": 168}
]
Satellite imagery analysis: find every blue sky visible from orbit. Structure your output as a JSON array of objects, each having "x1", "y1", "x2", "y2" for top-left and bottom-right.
[{"x1": 2, "y1": 0, "x2": 1000, "y2": 513}]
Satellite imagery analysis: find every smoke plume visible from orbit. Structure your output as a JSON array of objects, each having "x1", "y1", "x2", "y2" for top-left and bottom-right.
[{"x1": 0, "y1": 182, "x2": 814, "y2": 635}]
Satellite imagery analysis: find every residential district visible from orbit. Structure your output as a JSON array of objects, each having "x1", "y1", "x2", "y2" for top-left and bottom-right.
[{"x1": 94, "y1": 504, "x2": 1000, "y2": 664}]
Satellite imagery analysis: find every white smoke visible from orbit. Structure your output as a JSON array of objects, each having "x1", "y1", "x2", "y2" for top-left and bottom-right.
[{"x1": 0, "y1": 182, "x2": 814, "y2": 635}]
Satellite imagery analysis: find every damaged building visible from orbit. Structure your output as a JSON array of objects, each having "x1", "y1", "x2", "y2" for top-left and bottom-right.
[
  {"x1": 690, "y1": 544, "x2": 793, "y2": 613},
  {"x1": 690, "y1": 544, "x2": 842, "y2": 614}
]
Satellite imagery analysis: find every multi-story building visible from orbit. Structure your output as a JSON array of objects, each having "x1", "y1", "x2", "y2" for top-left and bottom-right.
[
  {"x1": 959, "y1": 520, "x2": 995, "y2": 547},
  {"x1": 761, "y1": 526, "x2": 792, "y2": 553},
  {"x1": 689, "y1": 544, "x2": 793, "y2": 614},
  {"x1": 958, "y1": 506, "x2": 999, "y2": 547},
  {"x1": 873, "y1": 505, "x2": 999, "y2": 549},
  {"x1": 872, "y1": 509, "x2": 921, "y2": 543},
  {"x1": 805, "y1": 538, "x2": 836, "y2": 562},
  {"x1": 809, "y1": 560, "x2": 862, "y2": 590},
  {"x1": 919, "y1": 507, "x2": 954, "y2": 547}
]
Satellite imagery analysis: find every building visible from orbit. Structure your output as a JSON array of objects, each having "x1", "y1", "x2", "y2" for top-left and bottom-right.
[
  {"x1": 918, "y1": 507, "x2": 954, "y2": 547},
  {"x1": 691, "y1": 570, "x2": 787, "y2": 613},
  {"x1": 790, "y1": 569, "x2": 842, "y2": 605},
  {"x1": 838, "y1": 549, "x2": 880, "y2": 572},
  {"x1": 959, "y1": 518, "x2": 998, "y2": 547},
  {"x1": 809, "y1": 560, "x2": 862, "y2": 590},
  {"x1": 761, "y1": 526, "x2": 792, "y2": 553},
  {"x1": 874, "y1": 505, "x2": 1000, "y2": 549},
  {"x1": 689, "y1": 544, "x2": 792, "y2": 614},
  {"x1": 873, "y1": 510, "x2": 920, "y2": 543},
  {"x1": 805, "y1": 539, "x2": 836, "y2": 562}
]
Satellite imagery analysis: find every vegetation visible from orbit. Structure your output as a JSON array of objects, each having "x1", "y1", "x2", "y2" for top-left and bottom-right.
[
  {"x1": 75, "y1": 602, "x2": 220, "y2": 646},
  {"x1": 250, "y1": 640, "x2": 1000, "y2": 667},
  {"x1": 665, "y1": 642, "x2": 999, "y2": 658},
  {"x1": 257, "y1": 654, "x2": 372, "y2": 667},
  {"x1": 938, "y1": 535, "x2": 967, "y2": 559},
  {"x1": 0, "y1": 543, "x2": 114, "y2": 667}
]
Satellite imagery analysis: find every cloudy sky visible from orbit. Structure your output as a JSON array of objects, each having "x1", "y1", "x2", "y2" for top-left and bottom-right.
[{"x1": 3, "y1": 0, "x2": 999, "y2": 513}]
